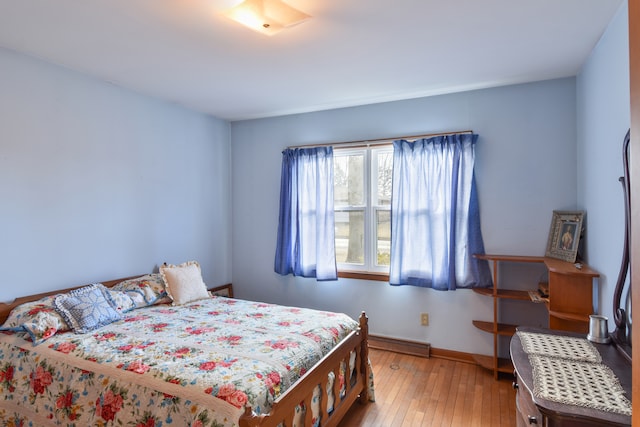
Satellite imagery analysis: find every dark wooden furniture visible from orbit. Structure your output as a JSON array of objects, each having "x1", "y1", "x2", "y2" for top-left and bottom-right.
[
  {"x1": 629, "y1": 1, "x2": 640, "y2": 415},
  {"x1": 511, "y1": 327, "x2": 631, "y2": 426},
  {"x1": 472, "y1": 254, "x2": 599, "y2": 378}
]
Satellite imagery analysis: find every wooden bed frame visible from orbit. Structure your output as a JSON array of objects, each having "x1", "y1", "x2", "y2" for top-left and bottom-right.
[{"x1": 0, "y1": 276, "x2": 371, "y2": 427}]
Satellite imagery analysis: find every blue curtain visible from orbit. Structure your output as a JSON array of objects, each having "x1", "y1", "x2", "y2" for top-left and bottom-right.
[
  {"x1": 389, "y1": 134, "x2": 491, "y2": 289},
  {"x1": 274, "y1": 147, "x2": 337, "y2": 281}
]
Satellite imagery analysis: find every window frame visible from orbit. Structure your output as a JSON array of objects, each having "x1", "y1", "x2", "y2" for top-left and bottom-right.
[{"x1": 334, "y1": 144, "x2": 392, "y2": 281}]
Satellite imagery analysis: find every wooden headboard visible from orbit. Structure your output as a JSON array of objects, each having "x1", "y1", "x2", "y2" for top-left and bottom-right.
[{"x1": 0, "y1": 275, "x2": 143, "y2": 325}]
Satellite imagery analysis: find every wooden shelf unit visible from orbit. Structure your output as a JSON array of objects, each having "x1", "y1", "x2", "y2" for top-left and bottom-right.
[{"x1": 471, "y1": 254, "x2": 599, "y2": 379}]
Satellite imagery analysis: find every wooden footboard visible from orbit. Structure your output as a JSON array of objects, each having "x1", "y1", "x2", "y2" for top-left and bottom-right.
[{"x1": 239, "y1": 312, "x2": 370, "y2": 427}]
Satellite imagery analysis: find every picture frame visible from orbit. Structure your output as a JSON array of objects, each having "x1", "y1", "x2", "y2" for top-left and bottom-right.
[{"x1": 545, "y1": 210, "x2": 584, "y2": 263}]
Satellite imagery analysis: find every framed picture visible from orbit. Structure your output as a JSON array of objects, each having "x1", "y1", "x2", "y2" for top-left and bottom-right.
[{"x1": 545, "y1": 210, "x2": 584, "y2": 262}]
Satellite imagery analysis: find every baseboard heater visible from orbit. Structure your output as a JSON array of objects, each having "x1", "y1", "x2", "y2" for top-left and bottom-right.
[{"x1": 368, "y1": 334, "x2": 431, "y2": 358}]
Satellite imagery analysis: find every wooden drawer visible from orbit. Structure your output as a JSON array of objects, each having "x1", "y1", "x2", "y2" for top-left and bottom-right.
[
  {"x1": 514, "y1": 367, "x2": 629, "y2": 427},
  {"x1": 515, "y1": 374, "x2": 543, "y2": 426}
]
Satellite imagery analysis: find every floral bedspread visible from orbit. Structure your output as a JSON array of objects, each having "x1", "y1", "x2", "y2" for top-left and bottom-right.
[{"x1": 0, "y1": 296, "x2": 363, "y2": 427}]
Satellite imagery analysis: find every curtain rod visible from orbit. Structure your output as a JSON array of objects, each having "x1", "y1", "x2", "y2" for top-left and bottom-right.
[{"x1": 286, "y1": 130, "x2": 473, "y2": 150}]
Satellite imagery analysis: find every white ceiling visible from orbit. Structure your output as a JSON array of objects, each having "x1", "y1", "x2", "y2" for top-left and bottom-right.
[{"x1": 0, "y1": 0, "x2": 624, "y2": 121}]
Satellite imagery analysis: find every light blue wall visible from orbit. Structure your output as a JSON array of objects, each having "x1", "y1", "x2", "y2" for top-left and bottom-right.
[
  {"x1": 577, "y1": 2, "x2": 630, "y2": 322},
  {"x1": 231, "y1": 78, "x2": 577, "y2": 354},
  {"x1": 0, "y1": 47, "x2": 233, "y2": 301}
]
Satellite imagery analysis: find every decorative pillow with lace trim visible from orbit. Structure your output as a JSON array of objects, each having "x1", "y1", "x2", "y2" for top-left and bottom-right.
[
  {"x1": 160, "y1": 261, "x2": 210, "y2": 305},
  {"x1": 54, "y1": 284, "x2": 122, "y2": 334}
]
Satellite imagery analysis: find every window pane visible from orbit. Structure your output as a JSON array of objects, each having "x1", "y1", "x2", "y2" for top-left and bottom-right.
[
  {"x1": 335, "y1": 210, "x2": 364, "y2": 264},
  {"x1": 376, "y1": 210, "x2": 391, "y2": 266},
  {"x1": 376, "y1": 151, "x2": 393, "y2": 206},
  {"x1": 334, "y1": 154, "x2": 364, "y2": 207}
]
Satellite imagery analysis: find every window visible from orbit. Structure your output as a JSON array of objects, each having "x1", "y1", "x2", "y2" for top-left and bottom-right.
[
  {"x1": 333, "y1": 146, "x2": 392, "y2": 277},
  {"x1": 275, "y1": 134, "x2": 489, "y2": 288}
]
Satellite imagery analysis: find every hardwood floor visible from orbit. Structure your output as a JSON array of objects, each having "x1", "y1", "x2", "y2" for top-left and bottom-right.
[{"x1": 338, "y1": 348, "x2": 517, "y2": 427}]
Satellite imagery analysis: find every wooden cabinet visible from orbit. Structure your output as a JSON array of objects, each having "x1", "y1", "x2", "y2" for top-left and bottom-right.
[
  {"x1": 543, "y1": 257, "x2": 599, "y2": 332},
  {"x1": 472, "y1": 254, "x2": 599, "y2": 378}
]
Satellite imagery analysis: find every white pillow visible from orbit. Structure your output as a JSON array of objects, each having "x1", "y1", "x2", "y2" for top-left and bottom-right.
[{"x1": 160, "y1": 261, "x2": 209, "y2": 305}]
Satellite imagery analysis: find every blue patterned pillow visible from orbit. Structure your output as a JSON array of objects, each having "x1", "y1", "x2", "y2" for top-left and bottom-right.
[{"x1": 54, "y1": 284, "x2": 122, "y2": 334}]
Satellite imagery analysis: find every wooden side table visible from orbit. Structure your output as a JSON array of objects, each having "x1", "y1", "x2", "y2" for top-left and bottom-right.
[{"x1": 209, "y1": 283, "x2": 234, "y2": 297}]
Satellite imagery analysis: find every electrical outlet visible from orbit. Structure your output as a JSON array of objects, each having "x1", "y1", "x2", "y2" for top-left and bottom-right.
[{"x1": 420, "y1": 313, "x2": 429, "y2": 326}]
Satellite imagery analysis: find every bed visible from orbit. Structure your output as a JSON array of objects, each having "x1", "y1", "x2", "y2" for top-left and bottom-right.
[{"x1": 0, "y1": 266, "x2": 372, "y2": 427}]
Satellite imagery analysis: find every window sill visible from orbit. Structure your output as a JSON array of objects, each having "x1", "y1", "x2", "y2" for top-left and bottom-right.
[{"x1": 338, "y1": 271, "x2": 389, "y2": 282}]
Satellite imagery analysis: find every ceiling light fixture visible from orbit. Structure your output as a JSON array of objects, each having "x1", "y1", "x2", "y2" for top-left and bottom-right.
[{"x1": 222, "y1": 0, "x2": 310, "y2": 36}]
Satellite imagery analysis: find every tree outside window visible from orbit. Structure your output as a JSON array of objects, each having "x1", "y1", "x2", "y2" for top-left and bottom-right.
[{"x1": 334, "y1": 147, "x2": 392, "y2": 273}]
